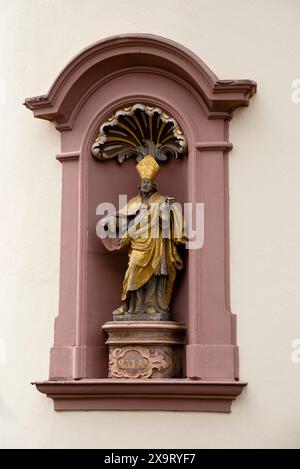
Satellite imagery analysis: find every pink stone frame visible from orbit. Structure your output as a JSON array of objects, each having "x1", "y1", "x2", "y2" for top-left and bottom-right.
[{"x1": 25, "y1": 34, "x2": 256, "y2": 412}]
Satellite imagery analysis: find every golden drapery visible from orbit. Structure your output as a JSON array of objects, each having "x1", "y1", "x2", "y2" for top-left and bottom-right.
[
  {"x1": 119, "y1": 192, "x2": 186, "y2": 304},
  {"x1": 110, "y1": 192, "x2": 187, "y2": 304}
]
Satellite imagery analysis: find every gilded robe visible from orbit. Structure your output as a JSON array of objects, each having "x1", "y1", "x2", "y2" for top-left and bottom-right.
[{"x1": 102, "y1": 192, "x2": 186, "y2": 315}]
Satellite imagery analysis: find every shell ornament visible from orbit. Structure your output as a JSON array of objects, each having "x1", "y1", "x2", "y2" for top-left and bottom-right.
[{"x1": 91, "y1": 103, "x2": 187, "y2": 163}]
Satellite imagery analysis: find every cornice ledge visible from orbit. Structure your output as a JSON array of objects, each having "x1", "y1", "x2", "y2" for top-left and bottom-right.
[
  {"x1": 56, "y1": 151, "x2": 80, "y2": 162},
  {"x1": 23, "y1": 94, "x2": 60, "y2": 122},
  {"x1": 210, "y1": 79, "x2": 257, "y2": 112},
  {"x1": 214, "y1": 79, "x2": 257, "y2": 93},
  {"x1": 24, "y1": 94, "x2": 50, "y2": 110},
  {"x1": 195, "y1": 141, "x2": 233, "y2": 151},
  {"x1": 32, "y1": 378, "x2": 247, "y2": 412}
]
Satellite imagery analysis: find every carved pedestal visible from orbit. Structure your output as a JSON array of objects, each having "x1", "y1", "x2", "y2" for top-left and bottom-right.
[{"x1": 102, "y1": 321, "x2": 186, "y2": 378}]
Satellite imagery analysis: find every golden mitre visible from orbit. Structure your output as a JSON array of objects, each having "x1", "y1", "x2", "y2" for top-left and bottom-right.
[{"x1": 136, "y1": 155, "x2": 160, "y2": 181}]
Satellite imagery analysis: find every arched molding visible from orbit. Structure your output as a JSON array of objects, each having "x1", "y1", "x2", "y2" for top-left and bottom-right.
[{"x1": 25, "y1": 34, "x2": 256, "y2": 127}]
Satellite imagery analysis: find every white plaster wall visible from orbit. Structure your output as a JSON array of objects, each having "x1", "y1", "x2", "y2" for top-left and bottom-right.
[{"x1": 0, "y1": 0, "x2": 300, "y2": 449}]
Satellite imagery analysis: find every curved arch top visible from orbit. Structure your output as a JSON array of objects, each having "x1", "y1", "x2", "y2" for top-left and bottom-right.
[{"x1": 24, "y1": 33, "x2": 256, "y2": 127}]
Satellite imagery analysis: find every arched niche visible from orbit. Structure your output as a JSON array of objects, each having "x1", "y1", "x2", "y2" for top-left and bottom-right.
[{"x1": 25, "y1": 34, "x2": 256, "y2": 411}]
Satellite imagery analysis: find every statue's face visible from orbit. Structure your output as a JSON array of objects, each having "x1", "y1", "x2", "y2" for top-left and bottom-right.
[{"x1": 139, "y1": 178, "x2": 154, "y2": 196}]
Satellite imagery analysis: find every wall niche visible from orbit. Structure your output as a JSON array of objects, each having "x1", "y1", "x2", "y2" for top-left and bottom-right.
[{"x1": 25, "y1": 34, "x2": 256, "y2": 412}]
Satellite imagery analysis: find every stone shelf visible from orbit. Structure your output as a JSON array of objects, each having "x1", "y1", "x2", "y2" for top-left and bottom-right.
[{"x1": 33, "y1": 379, "x2": 247, "y2": 412}]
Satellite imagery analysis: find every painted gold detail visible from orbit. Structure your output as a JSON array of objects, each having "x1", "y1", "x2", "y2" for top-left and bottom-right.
[{"x1": 91, "y1": 103, "x2": 187, "y2": 163}]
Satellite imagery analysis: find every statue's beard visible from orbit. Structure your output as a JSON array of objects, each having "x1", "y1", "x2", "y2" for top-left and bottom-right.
[{"x1": 140, "y1": 188, "x2": 155, "y2": 198}]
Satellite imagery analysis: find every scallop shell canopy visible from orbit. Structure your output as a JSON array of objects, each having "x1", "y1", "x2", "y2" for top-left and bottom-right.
[{"x1": 91, "y1": 104, "x2": 187, "y2": 163}]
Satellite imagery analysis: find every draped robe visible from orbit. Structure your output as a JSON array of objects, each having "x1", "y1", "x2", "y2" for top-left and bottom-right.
[{"x1": 102, "y1": 192, "x2": 186, "y2": 316}]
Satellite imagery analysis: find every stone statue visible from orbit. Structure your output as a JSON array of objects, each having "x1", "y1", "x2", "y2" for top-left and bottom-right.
[{"x1": 100, "y1": 155, "x2": 187, "y2": 321}]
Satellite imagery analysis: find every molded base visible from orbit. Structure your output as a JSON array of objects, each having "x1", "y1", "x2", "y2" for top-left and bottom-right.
[
  {"x1": 103, "y1": 321, "x2": 186, "y2": 379},
  {"x1": 33, "y1": 379, "x2": 247, "y2": 412}
]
